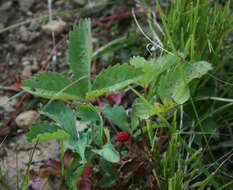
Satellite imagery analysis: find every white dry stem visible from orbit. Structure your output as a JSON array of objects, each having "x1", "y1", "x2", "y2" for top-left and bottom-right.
[
  {"x1": 132, "y1": 9, "x2": 174, "y2": 56},
  {"x1": 48, "y1": 0, "x2": 57, "y2": 62},
  {"x1": 179, "y1": 104, "x2": 184, "y2": 131}
]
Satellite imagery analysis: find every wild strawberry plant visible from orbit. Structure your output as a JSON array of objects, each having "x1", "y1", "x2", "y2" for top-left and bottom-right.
[{"x1": 22, "y1": 18, "x2": 212, "y2": 189}]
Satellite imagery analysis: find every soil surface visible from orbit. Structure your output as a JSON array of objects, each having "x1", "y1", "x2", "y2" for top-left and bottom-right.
[{"x1": 0, "y1": 0, "x2": 134, "y2": 189}]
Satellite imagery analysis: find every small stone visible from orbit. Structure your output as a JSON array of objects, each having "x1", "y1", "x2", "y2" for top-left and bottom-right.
[
  {"x1": 19, "y1": 0, "x2": 35, "y2": 12},
  {"x1": 9, "y1": 60, "x2": 14, "y2": 66},
  {"x1": 0, "y1": 2, "x2": 12, "y2": 25},
  {"x1": 22, "y1": 59, "x2": 31, "y2": 66},
  {"x1": 28, "y1": 21, "x2": 40, "y2": 31},
  {"x1": 42, "y1": 20, "x2": 67, "y2": 33},
  {"x1": 0, "y1": 146, "x2": 6, "y2": 157},
  {"x1": 26, "y1": 11, "x2": 33, "y2": 16},
  {"x1": 73, "y1": 0, "x2": 86, "y2": 5},
  {"x1": 15, "y1": 43, "x2": 28, "y2": 54},
  {"x1": 19, "y1": 26, "x2": 40, "y2": 42},
  {"x1": 0, "y1": 96, "x2": 16, "y2": 112},
  {"x1": 9, "y1": 142, "x2": 15, "y2": 148},
  {"x1": 15, "y1": 110, "x2": 39, "y2": 128},
  {"x1": 21, "y1": 65, "x2": 32, "y2": 79},
  {"x1": 0, "y1": 1, "x2": 12, "y2": 11},
  {"x1": 0, "y1": 23, "x2": 4, "y2": 29},
  {"x1": 54, "y1": 0, "x2": 65, "y2": 7}
]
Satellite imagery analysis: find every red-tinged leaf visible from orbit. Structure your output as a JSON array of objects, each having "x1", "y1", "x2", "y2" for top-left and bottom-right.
[
  {"x1": 10, "y1": 78, "x2": 22, "y2": 91},
  {"x1": 105, "y1": 92, "x2": 123, "y2": 105},
  {"x1": 82, "y1": 165, "x2": 92, "y2": 178},
  {"x1": 38, "y1": 165, "x2": 54, "y2": 178},
  {"x1": 38, "y1": 159, "x2": 61, "y2": 177},
  {"x1": 39, "y1": 165, "x2": 61, "y2": 177},
  {"x1": 39, "y1": 64, "x2": 46, "y2": 71},
  {"x1": 47, "y1": 159, "x2": 61, "y2": 170},
  {"x1": 148, "y1": 175, "x2": 158, "y2": 190},
  {"x1": 64, "y1": 149, "x2": 72, "y2": 167},
  {"x1": 30, "y1": 170, "x2": 47, "y2": 190},
  {"x1": 77, "y1": 178, "x2": 92, "y2": 190},
  {"x1": 98, "y1": 104, "x2": 104, "y2": 113},
  {"x1": 115, "y1": 131, "x2": 130, "y2": 142},
  {"x1": 117, "y1": 159, "x2": 124, "y2": 165}
]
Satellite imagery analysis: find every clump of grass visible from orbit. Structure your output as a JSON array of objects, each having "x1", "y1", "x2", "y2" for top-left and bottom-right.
[
  {"x1": 136, "y1": 0, "x2": 233, "y2": 189},
  {"x1": 157, "y1": 0, "x2": 233, "y2": 62}
]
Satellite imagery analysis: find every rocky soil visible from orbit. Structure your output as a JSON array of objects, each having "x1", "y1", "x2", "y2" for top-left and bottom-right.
[{"x1": 0, "y1": 0, "x2": 135, "y2": 189}]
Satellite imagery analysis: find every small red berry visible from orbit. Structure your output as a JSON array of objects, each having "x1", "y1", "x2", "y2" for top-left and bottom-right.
[{"x1": 115, "y1": 131, "x2": 130, "y2": 142}]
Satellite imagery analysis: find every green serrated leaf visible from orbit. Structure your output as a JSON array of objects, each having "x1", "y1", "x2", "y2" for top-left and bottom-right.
[
  {"x1": 130, "y1": 55, "x2": 177, "y2": 86},
  {"x1": 87, "y1": 64, "x2": 143, "y2": 99},
  {"x1": 27, "y1": 123, "x2": 70, "y2": 143},
  {"x1": 130, "y1": 56, "x2": 148, "y2": 67},
  {"x1": 103, "y1": 104, "x2": 130, "y2": 132},
  {"x1": 68, "y1": 19, "x2": 92, "y2": 93},
  {"x1": 22, "y1": 72, "x2": 86, "y2": 100},
  {"x1": 41, "y1": 101, "x2": 77, "y2": 138}
]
